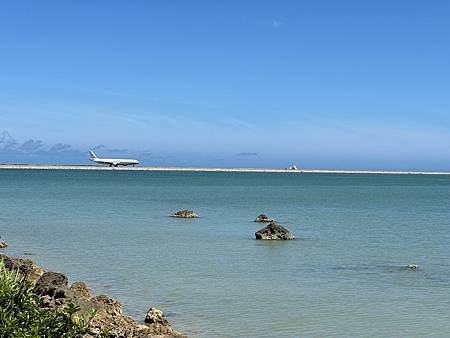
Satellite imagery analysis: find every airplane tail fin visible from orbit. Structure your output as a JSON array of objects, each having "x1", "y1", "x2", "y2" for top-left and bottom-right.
[{"x1": 89, "y1": 150, "x2": 97, "y2": 159}]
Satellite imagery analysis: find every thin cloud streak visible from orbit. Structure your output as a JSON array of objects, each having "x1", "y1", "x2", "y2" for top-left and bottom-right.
[{"x1": 236, "y1": 152, "x2": 259, "y2": 157}]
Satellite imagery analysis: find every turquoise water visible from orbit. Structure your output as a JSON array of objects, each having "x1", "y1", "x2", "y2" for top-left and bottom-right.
[{"x1": 1, "y1": 170, "x2": 450, "y2": 337}]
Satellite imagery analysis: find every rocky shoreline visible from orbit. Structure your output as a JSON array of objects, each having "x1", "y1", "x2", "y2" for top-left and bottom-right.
[{"x1": 0, "y1": 252, "x2": 186, "y2": 338}]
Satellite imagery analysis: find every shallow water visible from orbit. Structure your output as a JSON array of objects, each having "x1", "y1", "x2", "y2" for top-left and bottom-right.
[{"x1": 1, "y1": 170, "x2": 450, "y2": 337}]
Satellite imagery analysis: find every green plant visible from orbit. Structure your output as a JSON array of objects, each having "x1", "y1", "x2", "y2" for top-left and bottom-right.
[{"x1": 0, "y1": 260, "x2": 100, "y2": 338}]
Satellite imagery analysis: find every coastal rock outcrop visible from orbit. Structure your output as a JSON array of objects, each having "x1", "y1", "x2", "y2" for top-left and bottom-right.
[
  {"x1": 0, "y1": 253, "x2": 45, "y2": 281},
  {"x1": 70, "y1": 281, "x2": 92, "y2": 299},
  {"x1": 255, "y1": 222, "x2": 295, "y2": 240},
  {"x1": 145, "y1": 307, "x2": 175, "y2": 335},
  {"x1": 34, "y1": 271, "x2": 69, "y2": 297},
  {"x1": 254, "y1": 214, "x2": 274, "y2": 223},
  {"x1": 0, "y1": 253, "x2": 185, "y2": 338},
  {"x1": 0, "y1": 240, "x2": 7, "y2": 249},
  {"x1": 170, "y1": 210, "x2": 198, "y2": 218},
  {"x1": 145, "y1": 307, "x2": 169, "y2": 325}
]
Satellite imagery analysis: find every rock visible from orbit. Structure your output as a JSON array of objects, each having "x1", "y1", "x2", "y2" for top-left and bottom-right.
[
  {"x1": 34, "y1": 271, "x2": 68, "y2": 297},
  {"x1": 145, "y1": 307, "x2": 170, "y2": 326},
  {"x1": 0, "y1": 240, "x2": 7, "y2": 248},
  {"x1": 0, "y1": 253, "x2": 185, "y2": 338},
  {"x1": 170, "y1": 210, "x2": 198, "y2": 218},
  {"x1": 405, "y1": 264, "x2": 418, "y2": 270},
  {"x1": 0, "y1": 253, "x2": 45, "y2": 282},
  {"x1": 254, "y1": 214, "x2": 274, "y2": 223},
  {"x1": 70, "y1": 281, "x2": 92, "y2": 299},
  {"x1": 255, "y1": 222, "x2": 295, "y2": 240},
  {"x1": 86, "y1": 299, "x2": 184, "y2": 337},
  {"x1": 41, "y1": 295, "x2": 53, "y2": 308},
  {"x1": 90, "y1": 295, "x2": 123, "y2": 317},
  {"x1": 145, "y1": 307, "x2": 175, "y2": 335}
]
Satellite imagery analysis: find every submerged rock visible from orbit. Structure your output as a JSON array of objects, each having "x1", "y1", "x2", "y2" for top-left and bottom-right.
[
  {"x1": 170, "y1": 210, "x2": 198, "y2": 218},
  {"x1": 0, "y1": 240, "x2": 7, "y2": 249},
  {"x1": 405, "y1": 264, "x2": 418, "y2": 270},
  {"x1": 254, "y1": 214, "x2": 274, "y2": 223},
  {"x1": 255, "y1": 222, "x2": 295, "y2": 240}
]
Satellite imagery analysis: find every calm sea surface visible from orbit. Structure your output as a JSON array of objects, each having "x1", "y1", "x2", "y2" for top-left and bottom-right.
[{"x1": 1, "y1": 170, "x2": 450, "y2": 337}]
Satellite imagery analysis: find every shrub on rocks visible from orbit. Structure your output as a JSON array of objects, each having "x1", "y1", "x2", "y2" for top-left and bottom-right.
[{"x1": 0, "y1": 260, "x2": 99, "y2": 337}]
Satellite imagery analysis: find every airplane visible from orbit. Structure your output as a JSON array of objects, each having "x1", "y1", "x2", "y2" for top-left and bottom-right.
[{"x1": 89, "y1": 150, "x2": 139, "y2": 167}]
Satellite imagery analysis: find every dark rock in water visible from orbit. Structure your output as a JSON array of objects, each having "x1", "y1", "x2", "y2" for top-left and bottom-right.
[
  {"x1": 0, "y1": 240, "x2": 7, "y2": 248},
  {"x1": 254, "y1": 214, "x2": 274, "y2": 223},
  {"x1": 0, "y1": 253, "x2": 45, "y2": 282},
  {"x1": 170, "y1": 210, "x2": 198, "y2": 218},
  {"x1": 34, "y1": 271, "x2": 68, "y2": 298},
  {"x1": 255, "y1": 222, "x2": 295, "y2": 240}
]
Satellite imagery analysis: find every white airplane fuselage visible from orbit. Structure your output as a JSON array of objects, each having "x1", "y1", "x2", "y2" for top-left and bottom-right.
[{"x1": 89, "y1": 151, "x2": 139, "y2": 167}]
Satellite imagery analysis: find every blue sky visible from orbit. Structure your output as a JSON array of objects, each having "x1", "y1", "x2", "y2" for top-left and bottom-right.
[{"x1": 1, "y1": 1, "x2": 449, "y2": 169}]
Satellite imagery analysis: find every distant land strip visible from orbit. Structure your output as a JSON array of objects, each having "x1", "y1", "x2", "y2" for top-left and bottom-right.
[{"x1": 0, "y1": 164, "x2": 449, "y2": 175}]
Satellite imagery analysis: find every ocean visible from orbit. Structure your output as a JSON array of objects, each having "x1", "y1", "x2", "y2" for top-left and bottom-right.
[{"x1": 1, "y1": 169, "x2": 450, "y2": 337}]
